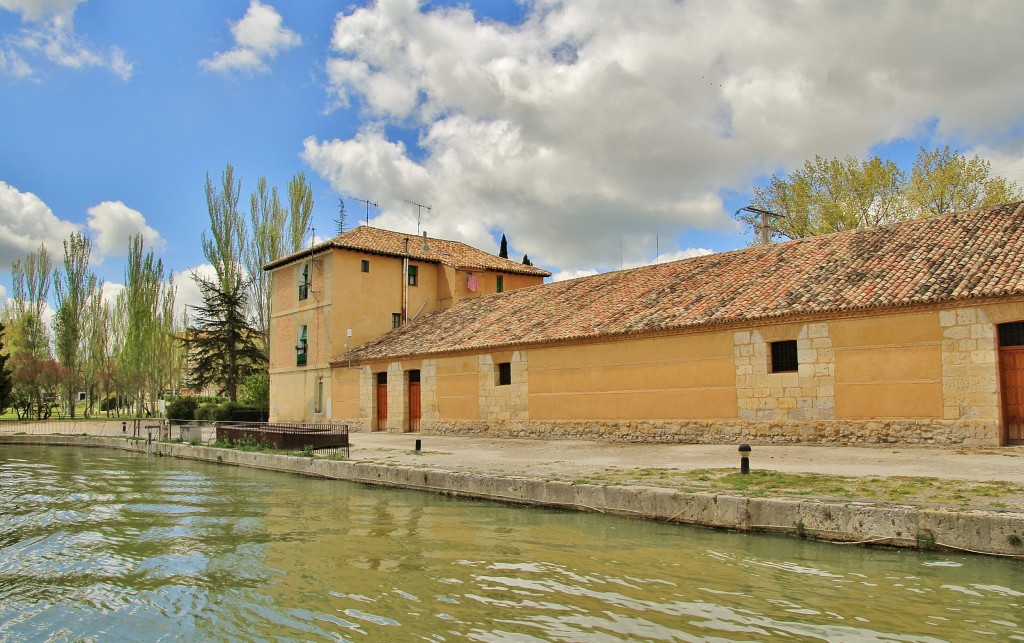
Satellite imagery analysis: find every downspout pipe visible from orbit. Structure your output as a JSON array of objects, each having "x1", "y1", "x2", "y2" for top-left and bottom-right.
[{"x1": 402, "y1": 237, "x2": 409, "y2": 324}]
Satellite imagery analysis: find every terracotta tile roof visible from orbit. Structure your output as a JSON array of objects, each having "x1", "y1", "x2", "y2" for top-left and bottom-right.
[
  {"x1": 264, "y1": 225, "x2": 551, "y2": 277},
  {"x1": 340, "y1": 202, "x2": 1024, "y2": 364}
]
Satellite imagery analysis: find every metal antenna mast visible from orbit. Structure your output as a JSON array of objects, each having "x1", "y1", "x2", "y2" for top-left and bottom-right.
[
  {"x1": 350, "y1": 196, "x2": 378, "y2": 226},
  {"x1": 403, "y1": 199, "x2": 432, "y2": 235},
  {"x1": 736, "y1": 206, "x2": 784, "y2": 245}
]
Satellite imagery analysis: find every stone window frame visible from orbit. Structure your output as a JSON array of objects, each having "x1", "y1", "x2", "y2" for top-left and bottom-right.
[
  {"x1": 496, "y1": 361, "x2": 512, "y2": 386},
  {"x1": 770, "y1": 339, "x2": 799, "y2": 373}
]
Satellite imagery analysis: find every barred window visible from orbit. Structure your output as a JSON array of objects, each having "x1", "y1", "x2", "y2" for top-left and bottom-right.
[{"x1": 770, "y1": 340, "x2": 798, "y2": 373}]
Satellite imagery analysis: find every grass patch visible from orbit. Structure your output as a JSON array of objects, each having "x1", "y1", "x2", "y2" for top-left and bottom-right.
[{"x1": 565, "y1": 467, "x2": 1024, "y2": 510}]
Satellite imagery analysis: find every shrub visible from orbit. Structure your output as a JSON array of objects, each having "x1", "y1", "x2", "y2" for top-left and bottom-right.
[{"x1": 166, "y1": 396, "x2": 199, "y2": 421}]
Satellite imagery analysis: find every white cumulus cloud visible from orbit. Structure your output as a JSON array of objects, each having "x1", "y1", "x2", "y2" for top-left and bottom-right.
[
  {"x1": 200, "y1": 0, "x2": 301, "y2": 76},
  {"x1": 0, "y1": 0, "x2": 133, "y2": 80},
  {"x1": 176, "y1": 264, "x2": 218, "y2": 322},
  {"x1": 306, "y1": 0, "x2": 1024, "y2": 275},
  {"x1": 86, "y1": 201, "x2": 165, "y2": 259},
  {"x1": 0, "y1": 180, "x2": 80, "y2": 267}
]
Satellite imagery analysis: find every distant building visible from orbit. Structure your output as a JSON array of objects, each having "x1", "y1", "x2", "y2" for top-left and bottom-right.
[
  {"x1": 264, "y1": 226, "x2": 550, "y2": 421},
  {"x1": 269, "y1": 203, "x2": 1024, "y2": 446}
]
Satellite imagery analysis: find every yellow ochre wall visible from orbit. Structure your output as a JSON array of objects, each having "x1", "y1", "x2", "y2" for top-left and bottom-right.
[
  {"x1": 434, "y1": 355, "x2": 480, "y2": 420},
  {"x1": 830, "y1": 312, "x2": 943, "y2": 419},
  {"x1": 526, "y1": 332, "x2": 738, "y2": 420}
]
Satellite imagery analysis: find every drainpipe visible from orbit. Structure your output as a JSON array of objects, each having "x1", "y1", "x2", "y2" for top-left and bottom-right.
[{"x1": 402, "y1": 237, "x2": 409, "y2": 324}]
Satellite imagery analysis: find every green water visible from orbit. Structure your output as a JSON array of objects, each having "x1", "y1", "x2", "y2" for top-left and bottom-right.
[{"x1": 1, "y1": 445, "x2": 1022, "y2": 642}]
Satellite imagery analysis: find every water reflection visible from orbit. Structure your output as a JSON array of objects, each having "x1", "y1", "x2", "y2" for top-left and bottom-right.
[{"x1": 2, "y1": 444, "x2": 1023, "y2": 641}]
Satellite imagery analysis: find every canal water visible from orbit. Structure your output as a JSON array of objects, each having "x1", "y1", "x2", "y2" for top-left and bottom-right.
[{"x1": 1, "y1": 445, "x2": 1022, "y2": 642}]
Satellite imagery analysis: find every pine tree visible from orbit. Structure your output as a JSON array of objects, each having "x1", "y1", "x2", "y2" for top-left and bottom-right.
[
  {"x1": 499, "y1": 234, "x2": 508, "y2": 259},
  {"x1": 185, "y1": 274, "x2": 266, "y2": 402},
  {"x1": 0, "y1": 322, "x2": 13, "y2": 413}
]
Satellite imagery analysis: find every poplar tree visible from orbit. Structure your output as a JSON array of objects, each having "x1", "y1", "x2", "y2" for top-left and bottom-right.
[
  {"x1": 287, "y1": 171, "x2": 314, "y2": 253},
  {"x1": 202, "y1": 163, "x2": 246, "y2": 293},
  {"x1": 245, "y1": 176, "x2": 287, "y2": 360},
  {"x1": 53, "y1": 231, "x2": 96, "y2": 418},
  {"x1": 906, "y1": 146, "x2": 1023, "y2": 217}
]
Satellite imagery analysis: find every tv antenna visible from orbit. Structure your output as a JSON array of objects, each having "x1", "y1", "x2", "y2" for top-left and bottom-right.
[
  {"x1": 349, "y1": 196, "x2": 379, "y2": 225},
  {"x1": 403, "y1": 199, "x2": 432, "y2": 235},
  {"x1": 736, "y1": 205, "x2": 784, "y2": 245}
]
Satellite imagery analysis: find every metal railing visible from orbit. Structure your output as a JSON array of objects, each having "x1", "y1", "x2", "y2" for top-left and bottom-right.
[{"x1": 214, "y1": 421, "x2": 349, "y2": 458}]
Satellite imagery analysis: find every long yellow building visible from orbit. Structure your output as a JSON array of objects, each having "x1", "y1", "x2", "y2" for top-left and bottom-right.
[{"x1": 268, "y1": 203, "x2": 1024, "y2": 446}]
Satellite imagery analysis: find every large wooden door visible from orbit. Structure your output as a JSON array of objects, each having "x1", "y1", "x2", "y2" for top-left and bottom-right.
[
  {"x1": 407, "y1": 369, "x2": 421, "y2": 433},
  {"x1": 375, "y1": 372, "x2": 387, "y2": 431},
  {"x1": 1000, "y1": 346, "x2": 1024, "y2": 444}
]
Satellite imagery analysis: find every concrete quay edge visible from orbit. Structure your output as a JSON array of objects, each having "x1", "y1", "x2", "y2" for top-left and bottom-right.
[{"x1": 4, "y1": 434, "x2": 1024, "y2": 559}]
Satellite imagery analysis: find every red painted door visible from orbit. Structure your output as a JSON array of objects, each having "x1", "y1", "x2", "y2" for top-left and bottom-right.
[
  {"x1": 408, "y1": 382, "x2": 421, "y2": 432},
  {"x1": 1000, "y1": 346, "x2": 1024, "y2": 444},
  {"x1": 375, "y1": 382, "x2": 387, "y2": 431}
]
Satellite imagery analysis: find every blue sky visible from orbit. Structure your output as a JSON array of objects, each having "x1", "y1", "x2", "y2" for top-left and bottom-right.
[{"x1": 2, "y1": 0, "x2": 1024, "y2": 315}]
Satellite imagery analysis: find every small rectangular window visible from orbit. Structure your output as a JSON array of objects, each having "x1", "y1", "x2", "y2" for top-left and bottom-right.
[
  {"x1": 496, "y1": 275, "x2": 504, "y2": 293},
  {"x1": 376, "y1": 372, "x2": 387, "y2": 385},
  {"x1": 497, "y1": 362, "x2": 512, "y2": 386},
  {"x1": 361, "y1": 259, "x2": 369, "y2": 273},
  {"x1": 408, "y1": 265, "x2": 418, "y2": 286},
  {"x1": 770, "y1": 340, "x2": 798, "y2": 373},
  {"x1": 408, "y1": 369, "x2": 420, "y2": 384},
  {"x1": 392, "y1": 313, "x2": 402, "y2": 329},
  {"x1": 998, "y1": 321, "x2": 1024, "y2": 347}
]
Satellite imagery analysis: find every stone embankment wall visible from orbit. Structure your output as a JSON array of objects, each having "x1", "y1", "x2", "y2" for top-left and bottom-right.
[{"x1": 5, "y1": 434, "x2": 1023, "y2": 558}]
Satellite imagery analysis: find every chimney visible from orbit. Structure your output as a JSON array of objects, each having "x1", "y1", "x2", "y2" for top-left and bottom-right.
[{"x1": 421, "y1": 231, "x2": 429, "y2": 252}]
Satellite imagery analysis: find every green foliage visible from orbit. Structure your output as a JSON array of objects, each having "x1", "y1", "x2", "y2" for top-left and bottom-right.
[
  {"x1": 53, "y1": 231, "x2": 96, "y2": 419},
  {"x1": 0, "y1": 322, "x2": 12, "y2": 412},
  {"x1": 287, "y1": 172, "x2": 314, "y2": 253},
  {"x1": 185, "y1": 275, "x2": 266, "y2": 402},
  {"x1": 498, "y1": 233, "x2": 508, "y2": 258},
  {"x1": 165, "y1": 396, "x2": 199, "y2": 421},
  {"x1": 1009, "y1": 534, "x2": 1023, "y2": 547},
  {"x1": 742, "y1": 147, "x2": 1024, "y2": 243},
  {"x1": 241, "y1": 374, "x2": 269, "y2": 410}
]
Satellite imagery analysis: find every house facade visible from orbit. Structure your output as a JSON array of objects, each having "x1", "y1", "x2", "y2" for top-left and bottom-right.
[
  {"x1": 264, "y1": 226, "x2": 551, "y2": 421},
  {"x1": 325, "y1": 202, "x2": 1024, "y2": 447}
]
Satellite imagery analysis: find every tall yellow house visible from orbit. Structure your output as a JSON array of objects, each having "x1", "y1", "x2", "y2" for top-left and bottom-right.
[
  {"x1": 324, "y1": 202, "x2": 1024, "y2": 447},
  {"x1": 263, "y1": 226, "x2": 551, "y2": 422}
]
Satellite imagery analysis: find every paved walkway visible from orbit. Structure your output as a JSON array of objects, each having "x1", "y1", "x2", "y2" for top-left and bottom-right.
[{"x1": 347, "y1": 432, "x2": 1024, "y2": 483}]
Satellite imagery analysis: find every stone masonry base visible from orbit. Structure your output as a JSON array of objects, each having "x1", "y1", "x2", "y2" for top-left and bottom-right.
[{"x1": 414, "y1": 418, "x2": 997, "y2": 446}]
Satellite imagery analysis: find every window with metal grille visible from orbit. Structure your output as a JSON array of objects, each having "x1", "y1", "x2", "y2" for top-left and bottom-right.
[
  {"x1": 999, "y1": 321, "x2": 1024, "y2": 347},
  {"x1": 497, "y1": 362, "x2": 512, "y2": 386},
  {"x1": 296, "y1": 325, "x2": 308, "y2": 366},
  {"x1": 299, "y1": 263, "x2": 309, "y2": 300},
  {"x1": 770, "y1": 340, "x2": 798, "y2": 373}
]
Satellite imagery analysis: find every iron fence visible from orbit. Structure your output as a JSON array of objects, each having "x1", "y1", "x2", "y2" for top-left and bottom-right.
[{"x1": 214, "y1": 421, "x2": 350, "y2": 458}]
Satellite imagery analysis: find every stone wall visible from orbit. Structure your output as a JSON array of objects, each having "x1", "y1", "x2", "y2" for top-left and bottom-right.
[
  {"x1": 940, "y1": 308, "x2": 1000, "y2": 424},
  {"x1": 477, "y1": 351, "x2": 529, "y2": 424},
  {"x1": 734, "y1": 323, "x2": 835, "y2": 422},
  {"x1": 419, "y1": 417, "x2": 993, "y2": 446}
]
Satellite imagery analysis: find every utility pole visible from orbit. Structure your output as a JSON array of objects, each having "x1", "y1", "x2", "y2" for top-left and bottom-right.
[
  {"x1": 403, "y1": 199, "x2": 432, "y2": 235},
  {"x1": 350, "y1": 196, "x2": 378, "y2": 226},
  {"x1": 736, "y1": 206, "x2": 784, "y2": 245}
]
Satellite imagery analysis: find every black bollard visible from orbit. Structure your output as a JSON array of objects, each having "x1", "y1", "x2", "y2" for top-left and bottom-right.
[
  {"x1": 122, "y1": 421, "x2": 127, "y2": 434},
  {"x1": 739, "y1": 443, "x2": 751, "y2": 475},
  {"x1": 415, "y1": 438, "x2": 422, "y2": 452}
]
